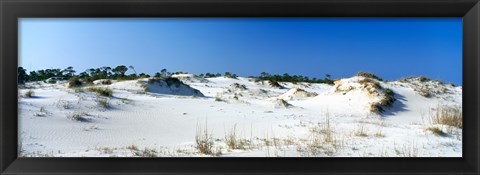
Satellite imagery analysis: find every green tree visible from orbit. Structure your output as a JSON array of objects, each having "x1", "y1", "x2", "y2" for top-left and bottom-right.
[
  {"x1": 129, "y1": 65, "x2": 137, "y2": 74},
  {"x1": 18, "y1": 67, "x2": 28, "y2": 84},
  {"x1": 160, "y1": 68, "x2": 167, "y2": 77},
  {"x1": 112, "y1": 65, "x2": 128, "y2": 78},
  {"x1": 62, "y1": 66, "x2": 76, "y2": 78},
  {"x1": 29, "y1": 71, "x2": 39, "y2": 81}
]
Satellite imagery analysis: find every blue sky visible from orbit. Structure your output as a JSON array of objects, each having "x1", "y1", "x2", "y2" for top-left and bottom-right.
[{"x1": 19, "y1": 18, "x2": 462, "y2": 85}]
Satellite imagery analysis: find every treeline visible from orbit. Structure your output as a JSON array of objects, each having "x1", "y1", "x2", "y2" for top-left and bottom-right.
[
  {"x1": 18, "y1": 65, "x2": 333, "y2": 85},
  {"x1": 257, "y1": 72, "x2": 334, "y2": 84},
  {"x1": 18, "y1": 65, "x2": 173, "y2": 84}
]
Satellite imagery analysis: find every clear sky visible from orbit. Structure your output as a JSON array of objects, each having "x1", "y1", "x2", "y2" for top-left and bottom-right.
[{"x1": 19, "y1": 18, "x2": 462, "y2": 85}]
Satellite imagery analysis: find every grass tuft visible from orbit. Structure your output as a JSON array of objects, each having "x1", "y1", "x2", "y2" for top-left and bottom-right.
[
  {"x1": 195, "y1": 122, "x2": 215, "y2": 155},
  {"x1": 225, "y1": 124, "x2": 248, "y2": 150},
  {"x1": 24, "y1": 90, "x2": 34, "y2": 98},
  {"x1": 429, "y1": 105, "x2": 462, "y2": 128},
  {"x1": 87, "y1": 87, "x2": 113, "y2": 97}
]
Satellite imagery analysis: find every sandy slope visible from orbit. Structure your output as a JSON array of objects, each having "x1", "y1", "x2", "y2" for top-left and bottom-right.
[{"x1": 18, "y1": 75, "x2": 462, "y2": 157}]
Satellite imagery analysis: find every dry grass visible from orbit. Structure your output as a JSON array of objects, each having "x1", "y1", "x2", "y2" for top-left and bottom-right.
[
  {"x1": 304, "y1": 113, "x2": 340, "y2": 156},
  {"x1": 359, "y1": 78, "x2": 381, "y2": 89},
  {"x1": 224, "y1": 124, "x2": 249, "y2": 150},
  {"x1": 395, "y1": 142, "x2": 419, "y2": 157},
  {"x1": 429, "y1": 105, "x2": 462, "y2": 128},
  {"x1": 354, "y1": 124, "x2": 368, "y2": 137},
  {"x1": 126, "y1": 145, "x2": 139, "y2": 151},
  {"x1": 195, "y1": 122, "x2": 215, "y2": 155},
  {"x1": 374, "y1": 128, "x2": 385, "y2": 137}
]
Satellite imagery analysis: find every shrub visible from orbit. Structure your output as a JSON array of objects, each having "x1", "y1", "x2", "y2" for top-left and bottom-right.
[
  {"x1": 24, "y1": 90, "x2": 34, "y2": 98},
  {"x1": 87, "y1": 87, "x2": 113, "y2": 97},
  {"x1": 385, "y1": 88, "x2": 394, "y2": 96},
  {"x1": 355, "y1": 72, "x2": 382, "y2": 81},
  {"x1": 68, "y1": 77, "x2": 83, "y2": 88},
  {"x1": 418, "y1": 76, "x2": 430, "y2": 82}
]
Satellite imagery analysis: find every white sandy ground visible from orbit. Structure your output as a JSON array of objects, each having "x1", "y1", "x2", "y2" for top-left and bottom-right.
[{"x1": 18, "y1": 75, "x2": 462, "y2": 157}]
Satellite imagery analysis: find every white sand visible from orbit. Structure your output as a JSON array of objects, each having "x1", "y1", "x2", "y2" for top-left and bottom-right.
[{"x1": 18, "y1": 75, "x2": 462, "y2": 157}]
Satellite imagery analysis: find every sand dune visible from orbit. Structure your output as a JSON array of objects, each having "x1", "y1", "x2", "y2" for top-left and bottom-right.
[{"x1": 19, "y1": 75, "x2": 462, "y2": 157}]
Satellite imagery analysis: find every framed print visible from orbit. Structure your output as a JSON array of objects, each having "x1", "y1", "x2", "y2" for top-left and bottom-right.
[{"x1": 1, "y1": 0, "x2": 479, "y2": 174}]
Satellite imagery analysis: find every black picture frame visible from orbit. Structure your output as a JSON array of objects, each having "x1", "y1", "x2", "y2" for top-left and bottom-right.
[{"x1": 1, "y1": 0, "x2": 479, "y2": 174}]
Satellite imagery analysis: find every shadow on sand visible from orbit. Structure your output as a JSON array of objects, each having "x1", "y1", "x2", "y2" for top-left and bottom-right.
[{"x1": 381, "y1": 93, "x2": 408, "y2": 117}]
